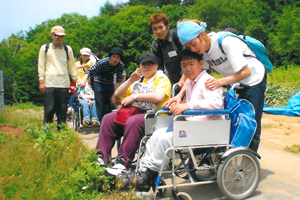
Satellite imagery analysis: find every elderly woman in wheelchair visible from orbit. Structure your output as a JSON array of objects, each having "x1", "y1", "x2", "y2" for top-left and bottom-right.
[{"x1": 94, "y1": 52, "x2": 171, "y2": 173}]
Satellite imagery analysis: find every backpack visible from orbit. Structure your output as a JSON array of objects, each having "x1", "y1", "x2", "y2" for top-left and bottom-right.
[
  {"x1": 218, "y1": 32, "x2": 273, "y2": 73},
  {"x1": 45, "y1": 43, "x2": 69, "y2": 60}
]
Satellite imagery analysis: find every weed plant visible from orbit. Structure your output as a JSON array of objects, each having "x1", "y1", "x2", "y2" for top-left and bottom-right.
[{"x1": 0, "y1": 104, "x2": 136, "y2": 199}]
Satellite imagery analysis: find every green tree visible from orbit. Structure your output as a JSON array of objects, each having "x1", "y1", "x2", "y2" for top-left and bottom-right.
[{"x1": 269, "y1": 6, "x2": 300, "y2": 66}]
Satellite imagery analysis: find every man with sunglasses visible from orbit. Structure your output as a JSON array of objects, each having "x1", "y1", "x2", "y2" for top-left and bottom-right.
[{"x1": 38, "y1": 25, "x2": 78, "y2": 130}]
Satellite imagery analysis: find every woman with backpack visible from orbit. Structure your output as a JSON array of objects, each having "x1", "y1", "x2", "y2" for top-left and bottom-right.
[{"x1": 165, "y1": 19, "x2": 266, "y2": 152}]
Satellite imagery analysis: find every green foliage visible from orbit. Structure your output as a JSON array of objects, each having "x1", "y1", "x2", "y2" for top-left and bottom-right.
[
  {"x1": 268, "y1": 6, "x2": 300, "y2": 66},
  {"x1": 0, "y1": 105, "x2": 125, "y2": 199},
  {"x1": 265, "y1": 65, "x2": 300, "y2": 107},
  {"x1": 285, "y1": 144, "x2": 300, "y2": 154},
  {"x1": 1, "y1": 1, "x2": 300, "y2": 106}
]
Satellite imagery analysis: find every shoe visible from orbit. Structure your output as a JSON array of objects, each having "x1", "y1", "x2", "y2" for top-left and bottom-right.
[
  {"x1": 82, "y1": 116, "x2": 90, "y2": 127},
  {"x1": 67, "y1": 107, "x2": 72, "y2": 115},
  {"x1": 105, "y1": 155, "x2": 130, "y2": 176},
  {"x1": 95, "y1": 154, "x2": 106, "y2": 167},
  {"x1": 116, "y1": 168, "x2": 158, "y2": 191},
  {"x1": 92, "y1": 117, "x2": 100, "y2": 126}
]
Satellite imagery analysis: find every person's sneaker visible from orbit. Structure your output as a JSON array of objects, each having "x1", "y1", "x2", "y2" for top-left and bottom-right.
[
  {"x1": 116, "y1": 168, "x2": 158, "y2": 191},
  {"x1": 91, "y1": 117, "x2": 100, "y2": 126},
  {"x1": 95, "y1": 154, "x2": 106, "y2": 167},
  {"x1": 82, "y1": 116, "x2": 90, "y2": 127},
  {"x1": 67, "y1": 107, "x2": 72, "y2": 115},
  {"x1": 105, "y1": 156, "x2": 130, "y2": 176}
]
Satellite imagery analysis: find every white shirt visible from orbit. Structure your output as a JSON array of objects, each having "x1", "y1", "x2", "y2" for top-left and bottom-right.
[{"x1": 203, "y1": 32, "x2": 265, "y2": 86}]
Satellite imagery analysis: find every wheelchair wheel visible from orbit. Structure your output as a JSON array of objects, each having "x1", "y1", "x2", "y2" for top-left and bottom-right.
[
  {"x1": 177, "y1": 192, "x2": 192, "y2": 200},
  {"x1": 72, "y1": 109, "x2": 79, "y2": 131},
  {"x1": 217, "y1": 150, "x2": 260, "y2": 200},
  {"x1": 153, "y1": 179, "x2": 167, "y2": 197}
]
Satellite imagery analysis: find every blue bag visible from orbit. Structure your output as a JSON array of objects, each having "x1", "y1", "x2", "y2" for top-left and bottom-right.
[
  {"x1": 224, "y1": 88, "x2": 257, "y2": 147},
  {"x1": 218, "y1": 33, "x2": 273, "y2": 73}
]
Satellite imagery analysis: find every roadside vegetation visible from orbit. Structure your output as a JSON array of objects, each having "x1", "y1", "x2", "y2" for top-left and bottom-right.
[{"x1": 0, "y1": 103, "x2": 138, "y2": 199}]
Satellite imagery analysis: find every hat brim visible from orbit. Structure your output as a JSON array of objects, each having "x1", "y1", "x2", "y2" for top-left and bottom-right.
[
  {"x1": 52, "y1": 32, "x2": 66, "y2": 36},
  {"x1": 81, "y1": 53, "x2": 90, "y2": 56}
]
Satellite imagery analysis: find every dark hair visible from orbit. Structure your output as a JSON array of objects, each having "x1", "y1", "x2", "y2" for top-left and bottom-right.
[
  {"x1": 224, "y1": 27, "x2": 238, "y2": 35},
  {"x1": 149, "y1": 13, "x2": 170, "y2": 27},
  {"x1": 109, "y1": 47, "x2": 123, "y2": 60},
  {"x1": 179, "y1": 48, "x2": 203, "y2": 62}
]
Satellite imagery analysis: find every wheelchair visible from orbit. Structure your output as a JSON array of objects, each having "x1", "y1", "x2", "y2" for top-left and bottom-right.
[
  {"x1": 135, "y1": 84, "x2": 261, "y2": 200},
  {"x1": 71, "y1": 94, "x2": 83, "y2": 131}
]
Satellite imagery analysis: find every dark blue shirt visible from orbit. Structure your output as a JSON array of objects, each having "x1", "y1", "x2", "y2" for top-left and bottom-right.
[{"x1": 85, "y1": 57, "x2": 125, "y2": 85}]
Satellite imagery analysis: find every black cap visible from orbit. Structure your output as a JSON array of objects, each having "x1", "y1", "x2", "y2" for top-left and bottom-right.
[
  {"x1": 139, "y1": 52, "x2": 158, "y2": 64},
  {"x1": 109, "y1": 47, "x2": 123, "y2": 59}
]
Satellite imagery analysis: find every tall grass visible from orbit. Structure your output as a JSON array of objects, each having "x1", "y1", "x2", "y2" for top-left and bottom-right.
[
  {"x1": 267, "y1": 65, "x2": 300, "y2": 87},
  {"x1": 0, "y1": 104, "x2": 133, "y2": 200}
]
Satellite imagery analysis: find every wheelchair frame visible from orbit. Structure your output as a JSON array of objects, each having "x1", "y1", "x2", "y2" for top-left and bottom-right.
[{"x1": 136, "y1": 84, "x2": 261, "y2": 200}]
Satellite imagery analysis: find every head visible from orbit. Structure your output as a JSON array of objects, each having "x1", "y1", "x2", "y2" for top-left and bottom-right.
[
  {"x1": 108, "y1": 47, "x2": 123, "y2": 66},
  {"x1": 51, "y1": 26, "x2": 66, "y2": 46},
  {"x1": 177, "y1": 20, "x2": 211, "y2": 54},
  {"x1": 138, "y1": 52, "x2": 158, "y2": 79},
  {"x1": 179, "y1": 49, "x2": 204, "y2": 81},
  {"x1": 79, "y1": 47, "x2": 91, "y2": 63},
  {"x1": 150, "y1": 13, "x2": 170, "y2": 40}
]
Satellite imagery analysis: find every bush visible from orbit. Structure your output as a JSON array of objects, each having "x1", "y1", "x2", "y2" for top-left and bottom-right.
[{"x1": 0, "y1": 104, "x2": 128, "y2": 200}]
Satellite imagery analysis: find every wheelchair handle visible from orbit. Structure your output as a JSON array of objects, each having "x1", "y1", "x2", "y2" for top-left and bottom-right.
[
  {"x1": 231, "y1": 83, "x2": 251, "y2": 90},
  {"x1": 172, "y1": 83, "x2": 180, "y2": 97}
]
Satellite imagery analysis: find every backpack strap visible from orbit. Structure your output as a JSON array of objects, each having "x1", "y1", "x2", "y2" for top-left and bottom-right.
[
  {"x1": 63, "y1": 44, "x2": 69, "y2": 60},
  {"x1": 45, "y1": 43, "x2": 49, "y2": 55},
  {"x1": 218, "y1": 32, "x2": 239, "y2": 54},
  {"x1": 44, "y1": 43, "x2": 69, "y2": 60}
]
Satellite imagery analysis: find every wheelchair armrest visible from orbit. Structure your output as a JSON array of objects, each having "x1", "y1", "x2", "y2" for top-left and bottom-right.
[{"x1": 181, "y1": 109, "x2": 231, "y2": 115}]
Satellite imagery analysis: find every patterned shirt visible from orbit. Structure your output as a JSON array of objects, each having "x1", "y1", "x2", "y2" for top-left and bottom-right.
[{"x1": 84, "y1": 57, "x2": 125, "y2": 84}]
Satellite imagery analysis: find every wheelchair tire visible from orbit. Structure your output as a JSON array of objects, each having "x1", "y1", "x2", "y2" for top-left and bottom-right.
[
  {"x1": 177, "y1": 192, "x2": 192, "y2": 200},
  {"x1": 72, "y1": 108, "x2": 79, "y2": 131},
  {"x1": 217, "y1": 150, "x2": 260, "y2": 200}
]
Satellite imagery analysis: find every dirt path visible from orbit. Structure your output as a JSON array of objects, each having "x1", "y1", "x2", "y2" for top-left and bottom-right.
[{"x1": 260, "y1": 113, "x2": 300, "y2": 150}]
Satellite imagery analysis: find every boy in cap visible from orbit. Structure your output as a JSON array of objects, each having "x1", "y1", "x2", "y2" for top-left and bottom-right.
[
  {"x1": 78, "y1": 47, "x2": 125, "y2": 123},
  {"x1": 38, "y1": 25, "x2": 78, "y2": 130},
  {"x1": 95, "y1": 52, "x2": 171, "y2": 175}
]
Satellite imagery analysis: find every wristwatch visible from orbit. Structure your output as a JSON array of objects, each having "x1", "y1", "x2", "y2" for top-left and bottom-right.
[{"x1": 132, "y1": 94, "x2": 138, "y2": 102}]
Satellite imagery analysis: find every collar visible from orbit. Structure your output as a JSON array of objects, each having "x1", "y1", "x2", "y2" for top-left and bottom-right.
[
  {"x1": 51, "y1": 42, "x2": 64, "y2": 49},
  {"x1": 157, "y1": 29, "x2": 175, "y2": 45},
  {"x1": 192, "y1": 70, "x2": 206, "y2": 83}
]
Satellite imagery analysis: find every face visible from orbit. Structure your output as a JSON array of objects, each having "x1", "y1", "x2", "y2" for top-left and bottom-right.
[
  {"x1": 51, "y1": 33, "x2": 64, "y2": 47},
  {"x1": 181, "y1": 58, "x2": 204, "y2": 81},
  {"x1": 184, "y1": 33, "x2": 209, "y2": 54},
  {"x1": 109, "y1": 54, "x2": 121, "y2": 66},
  {"x1": 140, "y1": 61, "x2": 158, "y2": 79},
  {"x1": 81, "y1": 55, "x2": 89, "y2": 63},
  {"x1": 152, "y1": 21, "x2": 169, "y2": 40}
]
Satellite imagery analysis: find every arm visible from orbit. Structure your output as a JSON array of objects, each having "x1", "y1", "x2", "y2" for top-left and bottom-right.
[
  {"x1": 115, "y1": 68, "x2": 141, "y2": 98},
  {"x1": 67, "y1": 47, "x2": 79, "y2": 83},
  {"x1": 163, "y1": 78, "x2": 190, "y2": 107},
  {"x1": 205, "y1": 66, "x2": 251, "y2": 90},
  {"x1": 78, "y1": 74, "x2": 89, "y2": 88},
  {"x1": 177, "y1": 74, "x2": 187, "y2": 88},
  {"x1": 152, "y1": 40, "x2": 164, "y2": 71},
  {"x1": 79, "y1": 91, "x2": 93, "y2": 106},
  {"x1": 38, "y1": 45, "x2": 46, "y2": 94},
  {"x1": 76, "y1": 63, "x2": 90, "y2": 69}
]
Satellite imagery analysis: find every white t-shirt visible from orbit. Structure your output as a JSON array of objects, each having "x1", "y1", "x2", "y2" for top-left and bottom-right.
[{"x1": 203, "y1": 32, "x2": 265, "y2": 86}]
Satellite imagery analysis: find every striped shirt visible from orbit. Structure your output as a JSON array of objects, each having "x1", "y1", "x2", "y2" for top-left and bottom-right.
[{"x1": 85, "y1": 57, "x2": 125, "y2": 85}]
